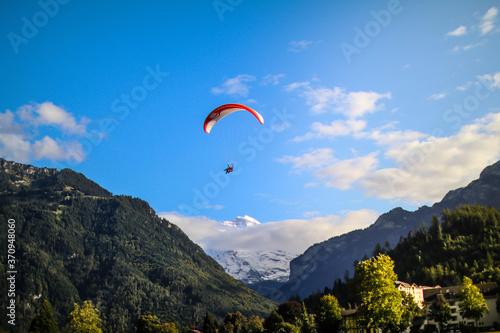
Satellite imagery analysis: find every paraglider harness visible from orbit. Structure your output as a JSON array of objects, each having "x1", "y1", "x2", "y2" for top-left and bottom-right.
[{"x1": 224, "y1": 163, "x2": 234, "y2": 174}]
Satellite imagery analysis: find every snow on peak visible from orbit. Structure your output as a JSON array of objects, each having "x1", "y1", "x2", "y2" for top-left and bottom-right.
[{"x1": 221, "y1": 215, "x2": 261, "y2": 228}]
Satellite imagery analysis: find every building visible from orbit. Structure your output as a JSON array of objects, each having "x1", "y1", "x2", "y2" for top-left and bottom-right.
[
  {"x1": 422, "y1": 282, "x2": 499, "y2": 331},
  {"x1": 396, "y1": 281, "x2": 436, "y2": 309}
]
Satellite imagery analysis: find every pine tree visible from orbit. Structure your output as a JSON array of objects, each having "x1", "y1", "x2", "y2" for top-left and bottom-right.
[
  {"x1": 299, "y1": 302, "x2": 315, "y2": 333},
  {"x1": 29, "y1": 299, "x2": 59, "y2": 333},
  {"x1": 203, "y1": 312, "x2": 217, "y2": 333},
  {"x1": 315, "y1": 295, "x2": 342, "y2": 333},
  {"x1": 263, "y1": 311, "x2": 284, "y2": 333}
]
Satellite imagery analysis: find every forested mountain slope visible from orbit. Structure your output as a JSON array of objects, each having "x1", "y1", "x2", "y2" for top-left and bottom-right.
[{"x1": 0, "y1": 158, "x2": 276, "y2": 332}]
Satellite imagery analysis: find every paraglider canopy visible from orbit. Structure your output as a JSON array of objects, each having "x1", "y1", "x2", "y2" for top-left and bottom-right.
[{"x1": 204, "y1": 103, "x2": 264, "y2": 134}]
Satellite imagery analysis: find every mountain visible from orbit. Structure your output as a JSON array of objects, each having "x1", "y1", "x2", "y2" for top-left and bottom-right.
[
  {"x1": 221, "y1": 215, "x2": 261, "y2": 228},
  {"x1": 208, "y1": 249, "x2": 294, "y2": 284},
  {"x1": 206, "y1": 216, "x2": 295, "y2": 295},
  {"x1": 275, "y1": 160, "x2": 500, "y2": 302},
  {"x1": 0, "y1": 158, "x2": 276, "y2": 332}
]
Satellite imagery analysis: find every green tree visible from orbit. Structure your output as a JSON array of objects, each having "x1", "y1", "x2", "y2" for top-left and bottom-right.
[
  {"x1": 157, "y1": 322, "x2": 179, "y2": 333},
  {"x1": 67, "y1": 300, "x2": 103, "y2": 333},
  {"x1": 277, "y1": 323, "x2": 299, "y2": 333},
  {"x1": 299, "y1": 303, "x2": 315, "y2": 333},
  {"x1": 29, "y1": 299, "x2": 59, "y2": 333},
  {"x1": 247, "y1": 316, "x2": 264, "y2": 333},
  {"x1": 223, "y1": 312, "x2": 248, "y2": 333},
  {"x1": 277, "y1": 301, "x2": 303, "y2": 326},
  {"x1": 136, "y1": 315, "x2": 162, "y2": 333},
  {"x1": 264, "y1": 311, "x2": 284, "y2": 333},
  {"x1": 428, "y1": 294, "x2": 452, "y2": 333},
  {"x1": 203, "y1": 312, "x2": 217, "y2": 333},
  {"x1": 399, "y1": 291, "x2": 424, "y2": 333},
  {"x1": 353, "y1": 254, "x2": 406, "y2": 332},
  {"x1": 459, "y1": 277, "x2": 489, "y2": 328},
  {"x1": 315, "y1": 294, "x2": 342, "y2": 333}
]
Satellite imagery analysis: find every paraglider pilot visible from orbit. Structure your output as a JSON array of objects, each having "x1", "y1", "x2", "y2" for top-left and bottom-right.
[{"x1": 224, "y1": 163, "x2": 234, "y2": 174}]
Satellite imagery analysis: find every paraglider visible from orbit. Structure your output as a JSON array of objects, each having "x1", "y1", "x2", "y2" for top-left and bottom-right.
[
  {"x1": 204, "y1": 103, "x2": 264, "y2": 173},
  {"x1": 204, "y1": 103, "x2": 264, "y2": 134},
  {"x1": 224, "y1": 163, "x2": 234, "y2": 174}
]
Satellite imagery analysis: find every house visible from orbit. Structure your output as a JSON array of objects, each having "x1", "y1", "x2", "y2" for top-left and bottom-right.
[
  {"x1": 422, "y1": 282, "x2": 499, "y2": 331},
  {"x1": 341, "y1": 281, "x2": 499, "y2": 333},
  {"x1": 396, "y1": 281, "x2": 436, "y2": 309}
]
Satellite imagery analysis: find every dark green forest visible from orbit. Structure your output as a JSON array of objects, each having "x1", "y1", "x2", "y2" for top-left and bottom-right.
[
  {"x1": 389, "y1": 205, "x2": 500, "y2": 286},
  {"x1": 0, "y1": 160, "x2": 275, "y2": 332}
]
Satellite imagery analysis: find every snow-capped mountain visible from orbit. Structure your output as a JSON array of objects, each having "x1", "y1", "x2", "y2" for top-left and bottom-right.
[
  {"x1": 221, "y1": 215, "x2": 261, "y2": 228},
  {"x1": 207, "y1": 216, "x2": 296, "y2": 286},
  {"x1": 208, "y1": 249, "x2": 295, "y2": 284}
]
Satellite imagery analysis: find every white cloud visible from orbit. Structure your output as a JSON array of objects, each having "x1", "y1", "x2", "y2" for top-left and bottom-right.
[
  {"x1": 480, "y1": 7, "x2": 498, "y2": 35},
  {"x1": 313, "y1": 153, "x2": 379, "y2": 190},
  {"x1": 285, "y1": 82, "x2": 391, "y2": 118},
  {"x1": 211, "y1": 74, "x2": 256, "y2": 97},
  {"x1": 446, "y1": 25, "x2": 467, "y2": 36},
  {"x1": 17, "y1": 102, "x2": 88, "y2": 135},
  {"x1": 160, "y1": 209, "x2": 378, "y2": 254},
  {"x1": 452, "y1": 40, "x2": 488, "y2": 52},
  {"x1": 457, "y1": 81, "x2": 474, "y2": 91},
  {"x1": 0, "y1": 133, "x2": 32, "y2": 163},
  {"x1": 31, "y1": 136, "x2": 85, "y2": 162},
  {"x1": 363, "y1": 128, "x2": 427, "y2": 147},
  {"x1": 280, "y1": 105, "x2": 500, "y2": 205},
  {"x1": 261, "y1": 73, "x2": 285, "y2": 86},
  {"x1": 429, "y1": 92, "x2": 447, "y2": 100},
  {"x1": 478, "y1": 72, "x2": 500, "y2": 89},
  {"x1": 276, "y1": 148, "x2": 336, "y2": 173},
  {"x1": 293, "y1": 119, "x2": 367, "y2": 142},
  {"x1": 360, "y1": 112, "x2": 500, "y2": 204},
  {"x1": 0, "y1": 102, "x2": 88, "y2": 163},
  {"x1": 288, "y1": 40, "x2": 315, "y2": 52}
]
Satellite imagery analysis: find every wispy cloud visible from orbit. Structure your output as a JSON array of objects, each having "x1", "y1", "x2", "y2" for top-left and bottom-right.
[
  {"x1": 285, "y1": 81, "x2": 391, "y2": 118},
  {"x1": 292, "y1": 119, "x2": 367, "y2": 142},
  {"x1": 429, "y1": 92, "x2": 446, "y2": 101},
  {"x1": 314, "y1": 153, "x2": 379, "y2": 190},
  {"x1": 478, "y1": 72, "x2": 500, "y2": 89},
  {"x1": 480, "y1": 7, "x2": 498, "y2": 35},
  {"x1": 288, "y1": 40, "x2": 318, "y2": 52},
  {"x1": 211, "y1": 74, "x2": 256, "y2": 97},
  {"x1": 276, "y1": 148, "x2": 336, "y2": 173},
  {"x1": 160, "y1": 209, "x2": 379, "y2": 254},
  {"x1": 0, "y1": 102, "x2": 88, "y2": 163},
  {"x1": 446, "y1": 25, "x2": 467, "y2": 36},
  {"x1": 451, "y1": 40, "x2": 487, "y2": 52},
  {"x1": 261, "y1": 73, "x2": 285, "y2": 86}
]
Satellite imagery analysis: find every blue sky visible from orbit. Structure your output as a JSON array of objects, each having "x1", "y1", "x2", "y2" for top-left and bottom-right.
[{"x1": 2, "y1": 1, "x2": 500, "y2": 254}]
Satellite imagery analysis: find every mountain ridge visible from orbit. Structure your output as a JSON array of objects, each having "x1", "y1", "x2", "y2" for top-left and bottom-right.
[{"x1": 274, "y1": 160, "x2": 500, "y2": 302}]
